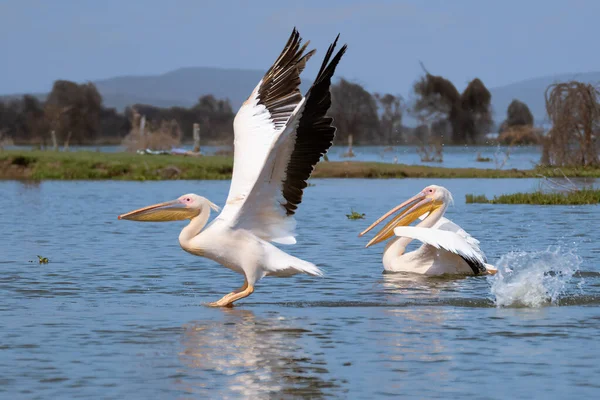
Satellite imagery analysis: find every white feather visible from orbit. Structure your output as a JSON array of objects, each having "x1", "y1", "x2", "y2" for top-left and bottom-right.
[
  {"x1": 420, "y1": 214, "x2": 482, "y2": 248},
  {"x1": 218, "y1": 82, "x2": 277, "y2": 223},
  {"x1": 393, "y1": 226, "x2": 486, "y2": 265},
  {"x1": 217, "y1": 94, "x2": 306, "y2": 244}
]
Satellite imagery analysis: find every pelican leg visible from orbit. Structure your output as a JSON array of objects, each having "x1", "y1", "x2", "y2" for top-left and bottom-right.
[
  {"x1": 220, "y1": 280, "x2": 248, "y2": 301},
  {"x1": 208, "y1": 285, "x2": 254, "y2": 308}
]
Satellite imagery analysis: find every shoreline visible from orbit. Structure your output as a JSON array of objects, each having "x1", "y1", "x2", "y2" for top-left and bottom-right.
[{"x1": 1, "y1": 150, "x2": 599, "y2": 180}]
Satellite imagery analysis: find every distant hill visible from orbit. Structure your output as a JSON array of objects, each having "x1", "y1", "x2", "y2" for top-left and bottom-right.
[
  {"x1": 2, "y1": 68, "x2": 599, "y2": 126},
  {"x1": 93, "y1": 67, "x2": 276, "y2": 110},
  {"x1": 0, "y1": 67, "x2": 312, "y2": 112},
  {"x1": 489, "y1": 71, "x2": 600, "y2": 125}
]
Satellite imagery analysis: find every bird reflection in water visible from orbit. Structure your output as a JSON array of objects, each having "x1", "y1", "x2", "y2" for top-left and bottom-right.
[
  {"x1": 176, "y1": 308, "x2": 338, "y2": 398},
  {"x1": 380, "y1": 306, "x2": 456, "y2": 387},
  {"x1": 380, "y1": 272, "x2": 472, "y2": 303}
]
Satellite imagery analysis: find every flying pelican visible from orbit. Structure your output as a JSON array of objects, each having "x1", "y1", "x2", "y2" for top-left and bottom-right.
[
  {"x1": 359, "y1": 185, "x2": 497, "y2": 276},
  {"x1": 118, "y1": 29, "x2": 347, "y2": 307}
]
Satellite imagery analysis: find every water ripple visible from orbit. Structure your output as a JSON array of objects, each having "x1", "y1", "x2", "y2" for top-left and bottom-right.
[{"x1": 1, "y1": 179, "x2": 599, "y2": 398}]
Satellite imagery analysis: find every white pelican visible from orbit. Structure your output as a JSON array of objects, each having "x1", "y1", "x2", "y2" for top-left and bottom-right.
[
  {"x1": 118, "y1": 29, "x2": 347, "y2": 307},
  {"x1": 359, "y1": 185, "x2": 497, "y2": 276}
]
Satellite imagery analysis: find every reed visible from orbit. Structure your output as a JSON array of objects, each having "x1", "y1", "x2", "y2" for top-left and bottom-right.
[{"x1": 466, "y1": 190, "x2": 600, "y2": 205}]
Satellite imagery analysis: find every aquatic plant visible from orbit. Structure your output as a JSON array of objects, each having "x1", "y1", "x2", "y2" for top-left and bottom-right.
[
  {"x1": 465, "y1": 194, "x2": 489, "y2": 203},
  {"x1": 414, "y1": 119, "x2": 444, "y2": 163},
  {"x1": 466, "y1": 189, "x2": 600, "y2": 205},
  {"x1": 493, "y1": 144, "x2": 512, "y2": 169},
  {"x1": 346, "y1": 209, "x2": 365, "y2": 220},
  {"x1": 475, "y1": 152, "x2": 491, "y2": 162},
  {"x1": 37, "y1": 255, "x2": 49, "y2": 264},
  {"x1": 417, "y1": 141, "x2": 443, "y2": 163},
  {"x1": 341, "y1": 134, "x2": 356, "y2": 158}
]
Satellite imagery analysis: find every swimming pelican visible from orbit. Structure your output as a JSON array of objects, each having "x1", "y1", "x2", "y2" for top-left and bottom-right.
[
  {"x1": 118, "y1": 29, "x2": 347, "y2": 307},
  {"x1": 359, "y1": 185, "x2": 497, "y2": 275}
]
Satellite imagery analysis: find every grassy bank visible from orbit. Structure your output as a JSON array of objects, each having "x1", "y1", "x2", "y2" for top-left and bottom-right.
[
  {"x1": 0, "y1": 151, "x2": 233, "y2": 180},
  {"x1": 466, "y1": 190, "x2": 600, "y2": 205},
  {"x1": 2, "y1": 150, "x2": 600, "y2": 180}
]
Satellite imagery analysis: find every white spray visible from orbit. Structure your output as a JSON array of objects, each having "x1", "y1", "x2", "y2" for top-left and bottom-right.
[{"x1": 488, "y1": 246, "x2": 583, "y2": 307}]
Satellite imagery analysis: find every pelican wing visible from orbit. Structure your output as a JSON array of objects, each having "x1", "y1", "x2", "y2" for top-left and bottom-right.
[
  {"x1": 393, "y1": 226, "x2": 488, "y2": 274},
  {"x1": 419, "y1": 214, "x2": 482, "y2": 247},
  {"x1": 218, "y1": 29, "x2": 313, "y2": 224},
  {"x1": 220, "y1": 34, "x2": 346, "y2": 244}
]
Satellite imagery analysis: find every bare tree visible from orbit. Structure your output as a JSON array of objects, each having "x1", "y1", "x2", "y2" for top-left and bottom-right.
[
  {"x1": 330, "y1": 78, "x2": 380, "y2": 144},
  {"x1": 412, "y1": 65, "x2": 493, "y2": 144},
  {"x1": 542, "y1": 81, "x2": 600, "y2": 166},
  {"x1": 45, "y1": 105, "x2": 72, "y2": 150},
  {"x1": 374, "y1": 93, "x2": 404, "y2": 144}
]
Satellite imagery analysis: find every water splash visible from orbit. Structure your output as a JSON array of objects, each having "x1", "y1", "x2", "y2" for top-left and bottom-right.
[{"x1": 489, "y1": 247, "x2": 582, "y2": 308}]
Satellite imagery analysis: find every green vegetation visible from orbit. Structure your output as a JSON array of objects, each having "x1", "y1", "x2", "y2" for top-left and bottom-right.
[
  {"x1": 37, "y1": 256, "x2": 49, "y2": 264},
  {"x1": 0, "y1": 151, "x2": 233, "y2": 180},
  {"x1": 346, "y1": 209, "x2": 366, "y2": 220},
  {"x1": 465, "y1": 194, "x2": 489, "y2": 203},
  {"x1": 312, "y1": 161, "x2": 600, "y2": 179},
  {"x1": 3, "y1": 151, "x2": 600, "y2": 180},
  {"x1": 466, "y1": 189, "x2": 600, "y2": 205},
  {"x1": 475, "y1": 153, "x2": 492, "y2": 162}
]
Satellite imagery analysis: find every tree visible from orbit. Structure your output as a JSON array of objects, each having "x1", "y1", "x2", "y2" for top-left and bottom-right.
[
  {"x1": 375, "y1": 93, "x2": 404, "y2": 144},
  {"x1": 498, "y1": 99, "x2": 539, "y2": 145},
  {"x1": 45, "y1": 80, "x2": 103, "y2": 144},
  {"x1": 330, "y1": 78, "x2": 380, "y2": 144},
  {"x1": 542, "y1": 81, "x2": 600, "y2": 166},
  {"x1": 0, "y1": 100, "x2": 21, "y2": 140},
  {"x1": 503, "y1": 99, "x2": 534, "y2": 129},
  {"x1": 12, "y1": 95, "x2": 48, "y2": 144},
  {"x1": 192, "y1": 95, "x2": 235, "y2": 143},
  {"x1": 0, "y1": 95, "x2": 46, "y2": 144},
  {"x1": 460, "y1": 78, "x2": 493, "y2": 142},
  {"x1": 412, "y1": 67, "x2": 493, "y2": 144},
  {"x1": 99, "y1": 107, "x2": 130, "y2": 141},
  {"x1": 129, "y1": 95, "x2": 236, "y2": 145}
]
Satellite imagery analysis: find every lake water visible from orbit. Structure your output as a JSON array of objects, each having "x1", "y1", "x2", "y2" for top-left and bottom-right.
[
  {"x1": 1, "y1": 178, "x2": 599, "y2": 399},
  {"x1": 5, "y1": 144, "x2": 543, "y2": 170}
]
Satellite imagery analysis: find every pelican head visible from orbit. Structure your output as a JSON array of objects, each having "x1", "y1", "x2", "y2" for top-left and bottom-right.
[
  {"x1": 118, "y1": 193, "x2": 220, "y2": 222},
  {"x1": 359, "y1": 185, "x2": 452, "y2": 247}
]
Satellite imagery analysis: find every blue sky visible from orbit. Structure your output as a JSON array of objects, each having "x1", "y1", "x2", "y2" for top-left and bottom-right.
[{"x1": 0, "y1": 0, "x2": 598, "y2": 96}]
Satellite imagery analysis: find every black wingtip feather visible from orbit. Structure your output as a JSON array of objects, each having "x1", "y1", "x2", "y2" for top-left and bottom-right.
[
  {"x1": 461, "y1": 255, "x2": 487, "y2": 275},
  {"x1": 281, "y1": 35, "x2": 347, "y2": 216},
  {"x1": 255, "y1": 28, "x2": 316, "y2": 131}
]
